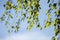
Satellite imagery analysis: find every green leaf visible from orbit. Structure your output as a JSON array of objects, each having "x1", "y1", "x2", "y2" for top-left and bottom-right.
[
  {"x1": 16, "y1": 26, "x2": 19, "y2": 32},
  {"x1": 12, "y1": 26, "x2": 14, "y2": 29},
  {"x1": 52, "y1": 3, "x2": 57, "y2": 9},
  {"x1": 47, "y1": 0, "x2": 50, "y2": 3},
  {"x1": 51, "y1": 36, "x2": 56, "y2": 40}
]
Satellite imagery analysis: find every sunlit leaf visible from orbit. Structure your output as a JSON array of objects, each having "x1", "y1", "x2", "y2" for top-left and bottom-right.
[
  {"x1": 52, "y1": 3, "x2": 57, "y2": 9},
  {"x1": 16, "y1": 26, "x2": 19, "y2": 32},
  {"x1": 55, "y1": 9, "x2": 60, "y2": 15},
  {"x1": 44, "y1": 21, "x2": 51, "y2": 28},
  {"x1": 29, "y1": 21, "x2": 34, "y2": 30},
  {"x1": 0, "y1": 14, "x2": 6, "y2": 21},
  {"x1": 28, "y1": 17, "x2": 31, "y2": 23},
  {"x1": 51, "y1": 36, "x2": 56, "y2": 40}
]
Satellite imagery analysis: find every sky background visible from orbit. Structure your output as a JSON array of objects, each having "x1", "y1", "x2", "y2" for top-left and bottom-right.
[{"x1": 0, "y1": 0, "x2": 57, "y2": 40}]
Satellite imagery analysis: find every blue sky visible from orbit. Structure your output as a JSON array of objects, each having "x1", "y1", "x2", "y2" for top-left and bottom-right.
[{"x1": 0, "y1": 0, "x2": 56, "y2": 40}]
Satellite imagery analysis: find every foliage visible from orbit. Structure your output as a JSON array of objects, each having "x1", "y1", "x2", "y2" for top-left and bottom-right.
[{"x1": 0, "y1": 0, "x2": 60, "y2": 40}]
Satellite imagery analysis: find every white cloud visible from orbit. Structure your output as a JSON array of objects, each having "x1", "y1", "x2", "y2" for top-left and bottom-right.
[{"x1": 1, "y1": 31, "x2": 51, "y2": 40}]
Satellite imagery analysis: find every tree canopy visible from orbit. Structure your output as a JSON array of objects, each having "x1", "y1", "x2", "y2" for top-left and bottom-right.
[{"x1": 0, "y1": 0, "x2": 60, "y2": 40}]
